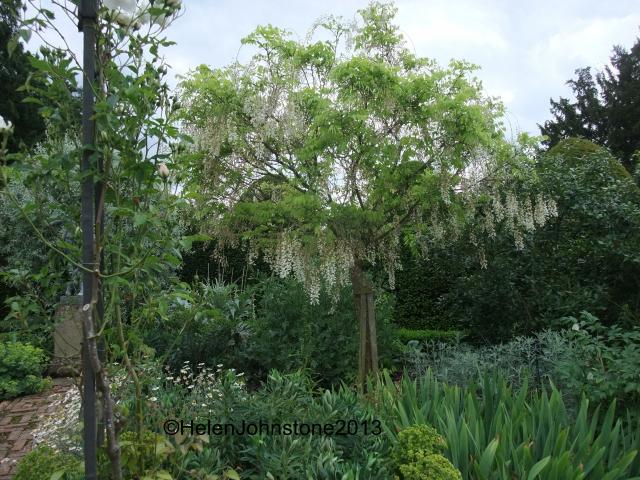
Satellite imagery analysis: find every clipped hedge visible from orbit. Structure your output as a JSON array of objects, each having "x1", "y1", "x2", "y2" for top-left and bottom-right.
[
  {"x1": 398, "y1": 328, "x2": 463, "y2": 344},
  {"x1": 393, "y1": 247, "x2": 460, "y2": 331}
]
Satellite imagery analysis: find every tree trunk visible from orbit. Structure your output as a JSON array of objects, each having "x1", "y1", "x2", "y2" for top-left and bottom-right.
[
  {"x1": 351, "y1": 261, "x2": 378, "y2": 390},
  {"x1": 83, "y1": 295, "x2": 122, "y2": 480}
]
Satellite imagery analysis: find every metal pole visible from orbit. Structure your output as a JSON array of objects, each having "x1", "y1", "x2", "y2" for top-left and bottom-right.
[{"x1": 78, "y1": 0, "x2": 98, "y2": 478}]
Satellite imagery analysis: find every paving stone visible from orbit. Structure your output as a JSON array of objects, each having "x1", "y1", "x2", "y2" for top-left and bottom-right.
[
  {"x1": 0, "y1": 379, "x2": 74, "y2": 479},
  {"x1": 11, "y1": 438, "x2": 28, "y2": 452}
]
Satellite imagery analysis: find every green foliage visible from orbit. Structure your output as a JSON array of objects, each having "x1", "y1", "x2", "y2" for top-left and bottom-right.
[
  {"x1": 403, "y1": 330, "x2": 572, "y2": 393},
  {"x1": 0, "y1": 0, "x2": 47, "y2": 153},
  {"x1": 404, "y1": 321, "x2": 640, "y2": 417},
  {"x1": 397, "y1": 329, "x2": 462, "y2": 344},
  {"x1": 392, "y1": 424, "x2": 447, "y2": 460},
  {"x1": 145, "y1": 275, "x2": 399, "y2": 388},
  {"x1": 13, "y1": 445, "x2": 83, "y2": 480},
  {"x1": 2, "y1": 3, "x2": 194, "y2": 477},
  {"x1": 114, "y1": 365, "x2": 390, "y2": 479},
  {"x1": 246, "y1": 276, "x2": 357, "y2": 386},
  {"x1": 396, "y1": 452, "x2": 462, "y2": 480},
  {"x1": 412, "y1": 138, "x2": 640, "y2": 341},
  {"x1": 0, "y1": 156, "x2": 79, "y2": 349},
  {"x1": 0, "y1": 340, "x2": 50, "y2": 399},
  {"x1": 540, "y1": 37, "x2": 640, "y2": 174},
  {"x1": 378, "y1": 370, "x2": 640, "y2": 479},
  {"x1": 246, "y1": 276, "x2": 399, "y2": 386},
  {"x1": 555, "y1": 312, "x2": 640, "y2": 412},
  {"x1": 144, "y1": 281, "x2": 253, "y2": 374}
]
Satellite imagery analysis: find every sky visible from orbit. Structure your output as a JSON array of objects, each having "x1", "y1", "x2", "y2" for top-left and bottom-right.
[{"x1": 27, "y1": 0, "x2": 640, "y2": 138}]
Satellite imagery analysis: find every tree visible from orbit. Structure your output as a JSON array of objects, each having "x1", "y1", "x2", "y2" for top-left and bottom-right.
[
  {"x1": 3, "y1": 1, "x2": 186, "y2": 477},
  {"x1": 181, "y1": 2, "x2": 555, "y2": 386},
  {"x1": 540, "y1": 35, "x2": 640, "y2": 174},
  {"x1": 0, "y1": 0, "x2": 46, "y2": 151}
]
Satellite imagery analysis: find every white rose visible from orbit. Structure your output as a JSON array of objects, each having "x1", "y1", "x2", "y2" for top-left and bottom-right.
[
  {"x1": 113, "y1": 9, "x2": 134, "y2": 26},
  {"x1": 102, "y1": 0, "x2": 136, "y2": 26},
  {"x1": 103, "y1": 0, "x2": 136, "y2": 11},
  {"x1": 136, "y1": 0, "x2": 151, "y2": 24},
  {"x1": 0, "y1": 115, "x2": 13, "y2": 132},
  {"x1": 157, "y1": 163, "x2": 170, "y2": 178}
]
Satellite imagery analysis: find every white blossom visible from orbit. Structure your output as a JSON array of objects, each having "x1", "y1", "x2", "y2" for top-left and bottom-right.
[
  {"x1": 135, "y1": 0, "x2": 151, "y2": 24},
  {"x1": 103, "y1": 0, "x2": 136, "y2": 11},
  {"x1": 103, "y1": 0, "x2": 135, "y2": 26},
  {"x1": 519, "y1": 197, "x2": 535, "y2": 232},
  {"x1": 157, "y1": 162, "x2": 170, "y2": 178},
  {"x1": 0, "y1": 115, "x2": 12, "y2": 132}
]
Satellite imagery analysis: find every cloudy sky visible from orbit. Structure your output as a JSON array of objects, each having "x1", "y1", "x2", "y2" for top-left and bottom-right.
[{"x1": 28, "y1": 0, "x2": 640, "y2": 137}]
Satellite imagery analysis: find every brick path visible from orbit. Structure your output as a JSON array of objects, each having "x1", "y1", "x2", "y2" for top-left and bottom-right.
[{"x1": 0, "y1": 378, "x2": 75, "y2": 479}]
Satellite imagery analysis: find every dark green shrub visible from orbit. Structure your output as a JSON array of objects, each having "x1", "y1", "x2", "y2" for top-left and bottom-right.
[
  {"x1": 144, "y1": 281, "x2": 253, "y2": 373},
  {"x1": 13, "y1": 445, "x2": 83, "y2": 480},
  {"x1": 397, "y1": 329, "x2": 463, "y2": 344},
  {"x1": 555, "y1": 312, "x2": 640, "y2": 412},
  {"x1": 246, "y1": 276, "x2": 398, "y2": 387},
  {"x1": 394, "y1": 139, "x2": 640, "y2": 342},
  {"x1": 0, "y1": 341, "x2": 51, "y2": 400},
  {"x1": 246, "y1": 276, "x2": 355, "y2": 386},
  {"x1": 393, "y1": 247, "x2": 459, "y2": 331}
]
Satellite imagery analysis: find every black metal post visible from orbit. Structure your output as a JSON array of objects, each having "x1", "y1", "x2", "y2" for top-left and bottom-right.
[{"x1": 79, "y1": 0, "x2": 98, "y2": 478}]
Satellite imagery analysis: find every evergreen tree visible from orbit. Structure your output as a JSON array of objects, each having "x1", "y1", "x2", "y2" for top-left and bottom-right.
[
  {"x1": 540, "y1": 35, "x2": 640, "y2": 174},
  {"x1": 0, "y1": 0, "x2": 46, "y2": 151}
]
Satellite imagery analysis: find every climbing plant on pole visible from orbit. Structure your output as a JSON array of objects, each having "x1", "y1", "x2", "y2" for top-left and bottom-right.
[
  {"x1": 180, "y1": 2, "x2": 557, "y2": 388},
  {"x1": 3, "y1": 0, "x2": 186, "y2": 477}
]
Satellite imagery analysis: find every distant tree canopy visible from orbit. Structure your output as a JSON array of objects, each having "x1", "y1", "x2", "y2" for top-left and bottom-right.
[
  {"x1": 0, "y1": 0, "x2": 46, "y2": 151},
  {"x1": 540, "y1": 35, "x2": 640, "y2": 175}
]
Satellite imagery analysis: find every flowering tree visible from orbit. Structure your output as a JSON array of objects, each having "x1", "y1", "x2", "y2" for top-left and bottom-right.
[
  {"x1": 180, "y1": 2, "x2": 557, "y2": 387},
  {"x1": 2, "y1": 0, "x2": 185, "y2": 477}
]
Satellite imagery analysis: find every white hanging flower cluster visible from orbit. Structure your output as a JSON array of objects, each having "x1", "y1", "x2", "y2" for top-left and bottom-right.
[
  {"x1": 241, "y1": 86, "x2": 305, "y2": 146},
  {"x1": 263, "y1": 232, "x2": 355, "y2": 304},
  {"x1": 481, "y1": 189, "x2": 558, "y2": 250},
  {"x1": 195, "y1": 116, "x2": 229, "y2": 157},
  {"x1": 379, "y1": 230, "x2": 402, "y2": 290}
]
